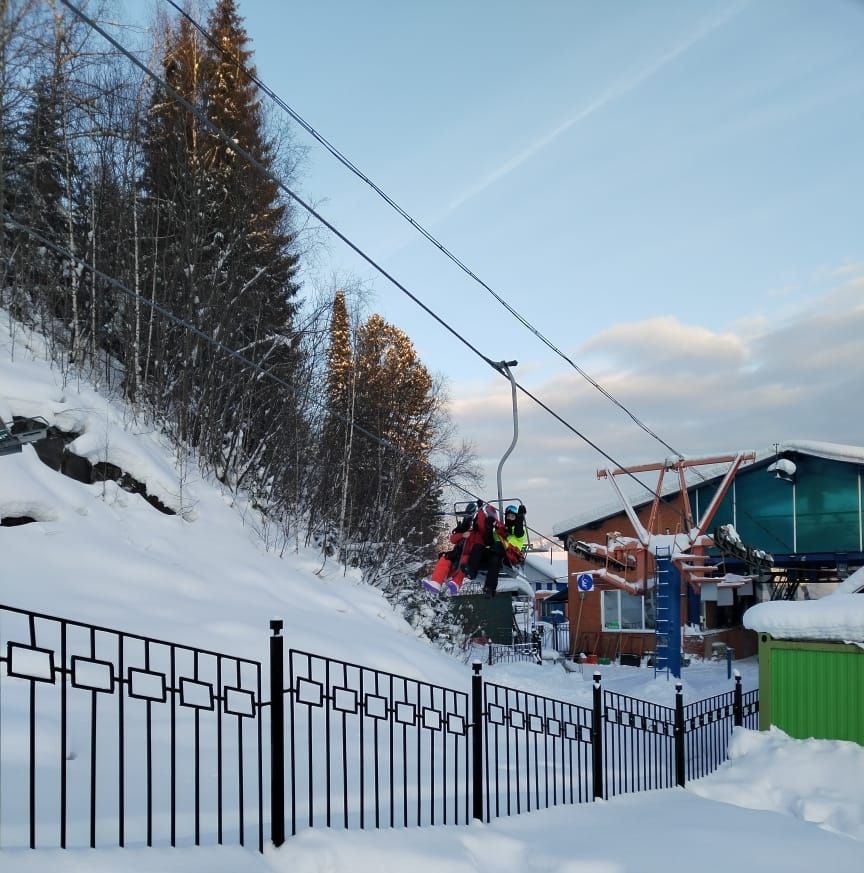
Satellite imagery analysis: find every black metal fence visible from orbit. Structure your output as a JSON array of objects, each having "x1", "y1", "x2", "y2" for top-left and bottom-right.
[
  {"x1": 603, "y1": 689, "x2": 677, "y2": 797},
  {"x1": 0, "y1": 604, "x2": 264, "y2": 850},
  {"x1": 1, "y1": 604, "x2": 760, "y2": 854},
  {"x1": 482, "y1": 679, "x2": 594, "y2": 819},
  {"x1": 487, "y1": 641, "x2": 541, "y2": 665},
  {"x1": 537, "y1": 622, "x2": 570, "y2": 654},
  {"x1": 271, "y1": 633, "x2": 471, "y2": 838},
  {"x1": 684, "y1": 676, "x2": 758, "y2": 781}
]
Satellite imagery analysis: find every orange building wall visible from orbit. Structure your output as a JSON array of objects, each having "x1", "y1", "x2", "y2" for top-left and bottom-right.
[{"x1": 561, "y1": 493, "x2": 756, "y2": 661}]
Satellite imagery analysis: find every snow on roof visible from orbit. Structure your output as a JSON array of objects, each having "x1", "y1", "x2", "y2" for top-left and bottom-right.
[
  {"x1": 553, "y1": 441, "x2": 864, "y2": 536},
  {"x1": 743, "y1": 592, "x2": 864, "y2": 642},
  {"x1": 522, "y1": 552, "x2": 569, "y2": 580}
]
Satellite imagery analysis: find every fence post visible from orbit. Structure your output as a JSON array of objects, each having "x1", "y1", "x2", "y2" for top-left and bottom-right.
[
  {"x1": 269, "y1": 619, "x2": 285, "y2": 847},
  {"x1": 471, "y1": 660, "x2": 484, "y2": 822},
  {"x1": 591, "y1": 671, "x2": 603, "y2": 800},
  {"x1": 674, "y1": 681, "x2": 685, "y2": 787},
  {"x1": 733, "y1": 670, "x2": 743, "y2": 727}
]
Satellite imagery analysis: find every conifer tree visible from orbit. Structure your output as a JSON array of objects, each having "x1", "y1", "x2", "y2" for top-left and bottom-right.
[{"x1": 141, "y1": 0, "x2": 302, "y2": 499}]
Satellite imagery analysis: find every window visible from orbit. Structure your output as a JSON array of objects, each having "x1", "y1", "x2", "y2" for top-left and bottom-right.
[{"x1": 602, "y1": 590, "x2": 655, "y2": 631}]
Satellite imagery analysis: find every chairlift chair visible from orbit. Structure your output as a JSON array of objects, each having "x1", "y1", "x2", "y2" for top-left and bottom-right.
[{"x1": 446, "y1": 499, "x2": 531, "y2": 596}]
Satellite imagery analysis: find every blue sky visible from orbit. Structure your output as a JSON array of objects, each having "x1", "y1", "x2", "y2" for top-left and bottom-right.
[{"x1": 123, "y1": 0, "x2": 864, "y2": 536}]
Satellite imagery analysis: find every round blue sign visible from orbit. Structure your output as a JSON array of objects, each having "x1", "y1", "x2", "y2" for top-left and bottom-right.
[{"x1": 576, "y1": 573, "x2": 594, "y2": 592}]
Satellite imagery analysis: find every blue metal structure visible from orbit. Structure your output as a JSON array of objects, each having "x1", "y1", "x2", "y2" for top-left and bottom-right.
[{"x1": 653, "y1": 547, "x2": 681, "y2": 678}]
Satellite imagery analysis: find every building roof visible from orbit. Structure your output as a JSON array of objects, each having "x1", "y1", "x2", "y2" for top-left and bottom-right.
[
  {"x1": 523, "y1": 552, "x2": 569, "y2": 581},
  {"x1": 553, "y1": 441, "x2": 864, "y2": 538}
]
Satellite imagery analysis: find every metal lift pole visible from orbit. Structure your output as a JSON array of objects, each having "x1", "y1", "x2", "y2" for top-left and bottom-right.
[{"x1": 495, "y1": 360, "x2": 519, "y2": 516}]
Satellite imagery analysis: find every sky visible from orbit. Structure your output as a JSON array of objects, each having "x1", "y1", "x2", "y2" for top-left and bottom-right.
[{"x1": 121, "y1": 0, "x2": 864, "y2": 539}]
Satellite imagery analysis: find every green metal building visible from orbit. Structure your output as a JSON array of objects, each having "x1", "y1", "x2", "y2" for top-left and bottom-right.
[{"x1": 745, "y1": 568, "x2": 864, "y2": 745}]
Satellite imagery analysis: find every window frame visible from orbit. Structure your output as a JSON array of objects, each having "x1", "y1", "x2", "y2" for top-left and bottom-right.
[{"x1": 601, "y1": 589, "x2": 655, "y2": 632}]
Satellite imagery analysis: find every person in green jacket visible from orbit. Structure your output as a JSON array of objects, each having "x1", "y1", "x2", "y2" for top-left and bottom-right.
[{"x1": 470, "y1": 504, "x2": 528, "y2": 597}]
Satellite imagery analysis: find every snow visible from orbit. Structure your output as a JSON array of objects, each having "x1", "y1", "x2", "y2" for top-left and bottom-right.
[
  {"x1": 5, "y1": 728, "x2": 864, "y2": 872},
  {"x1": 744, "y1": 593, "x2": 864, "y2": 642},
  {"x1": 767, "y1": 457, "x2": 797, "y2": 477},
  {"x1": 0, "y1": 316, "x2": 462, "y2": 679},
  {"x1": 836, "y1": 564, "x2": 864, "y2": 594},
  {"x1": 0, "y1": 342, "x2": 191, "y2": 516},
  {"x1": 689, "y1": 726, "x2": 864, "y2": 841},
  {"x1": 3, "y1": 312, "x2": 864, "y2": 870}
]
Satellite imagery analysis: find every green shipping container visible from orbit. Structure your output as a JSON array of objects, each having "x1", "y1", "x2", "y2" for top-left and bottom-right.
[{"x1": 758, "y1": 634, "x2": 864, "y2": 745}]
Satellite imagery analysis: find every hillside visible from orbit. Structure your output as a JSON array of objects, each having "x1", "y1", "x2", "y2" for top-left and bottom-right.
[{"x1": 0, "y1": 313, "x2": 464, "y2": 685}]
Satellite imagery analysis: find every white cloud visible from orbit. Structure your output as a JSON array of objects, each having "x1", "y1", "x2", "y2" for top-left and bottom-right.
[{"x1": 449, "y1": 271, "x2": 864, "y2": 539}]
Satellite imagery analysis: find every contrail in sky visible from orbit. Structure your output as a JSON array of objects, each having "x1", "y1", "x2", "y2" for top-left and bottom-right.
[{"x1": 444, "y1": 1, "x2": 749, "y2": 216}]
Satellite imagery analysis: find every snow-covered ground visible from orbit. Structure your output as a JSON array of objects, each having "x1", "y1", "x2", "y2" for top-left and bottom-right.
[
  {"x1": 2, "y1": 313, "x2": 863, "y2": 870},
  {"x1": 4, "y1": 727, "x2": 863, "y2": 872}
]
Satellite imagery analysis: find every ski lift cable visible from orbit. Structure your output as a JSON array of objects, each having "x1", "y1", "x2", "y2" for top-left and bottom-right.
[
  {"x1": 161, "y1": 4, "x2": 793, "y2": 559},
  {"x1": 163, "y1": 0, "x2": 795, "y2": 557},
  {"x1": 58, "y1": 0, "x2": 697, "y2": 533},
  {"x1": 162, "y1": 0, "x2": 784, "y2": 552},
  {"x1": 161, "y1": 0, "x2": 682, "y2": 461},
  {"x1": 2, "y1": 214, "x2": 559, "y2": 551}
]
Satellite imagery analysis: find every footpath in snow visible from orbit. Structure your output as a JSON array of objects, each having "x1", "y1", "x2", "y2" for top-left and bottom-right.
[{"x1": 4, "y1": 727, "x2": 864, "y2": 873}]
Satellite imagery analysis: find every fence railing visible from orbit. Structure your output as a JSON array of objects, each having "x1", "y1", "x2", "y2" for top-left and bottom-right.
[
  {"x1": 278, "y1": 643, "x2": 470, "y2": 835},
  {"x1": 1, "y1": 604, "x2": 759, "y2": 854},
  {"x1": 537, "y1": 622, "x2": 570, "y2": 653},
  {"x1": 482, "y1": 679, "x2": 594, "y2": 819},
  {"x1": 0, "y1": 603, "x2": 264, "y2": 851},
  {"x1": 487, "y1": 641, "x2": 541, "y2": 665}
]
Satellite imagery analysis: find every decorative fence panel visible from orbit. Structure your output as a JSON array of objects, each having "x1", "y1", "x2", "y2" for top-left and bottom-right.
[
  {"x1": 482, "y1": 681, "x2": 594, "y2": 820},
  {"x1": 602, "y1": 690, "x2": 676, "y2": 797},
  {"x1": 282, "y1": 648, "x2": 470, "y2": 835},
  {"x1": 683, "y1": 690, "x2": 735, "y2": 781},
  {"x1": 0, "y1": 604, "x2": 264, "y2": 851}
]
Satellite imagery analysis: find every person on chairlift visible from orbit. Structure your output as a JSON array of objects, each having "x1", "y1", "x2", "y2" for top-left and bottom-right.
[{"x1": 466, "y1": 503, "x2": 528, "y2": 598}]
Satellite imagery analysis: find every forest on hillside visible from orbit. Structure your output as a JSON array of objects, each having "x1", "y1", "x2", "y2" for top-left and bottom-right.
[{"x1": 0, "y1": 0, "x2": 477, "y2": 640}]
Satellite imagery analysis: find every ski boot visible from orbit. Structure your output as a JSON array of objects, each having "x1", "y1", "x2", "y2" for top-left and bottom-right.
[
  {"x1": 444, "y1": 569, "x2": 465, "y2": 595},
  {"x1": 422, "y1": 555, "x2": 452, "y2": 594}
]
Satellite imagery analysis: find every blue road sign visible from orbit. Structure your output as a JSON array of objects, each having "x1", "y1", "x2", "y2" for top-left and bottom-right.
[{"x1": 576, "y1": 573, "x2": 594, "y2": 592}]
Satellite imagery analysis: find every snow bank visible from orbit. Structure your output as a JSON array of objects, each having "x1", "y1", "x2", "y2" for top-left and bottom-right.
[
  {"x1": 691, "y1": 726, "x2": 864, "y2": 841},
  {"x1": 744, "y1": 593, "x2": 864, "y2": 642},
  {"x1": 6, "y1": 755, "x2": 863, "y2": 873},
  {"x1": 0, "y1": 313, "x2": 464, "y2": 685}
]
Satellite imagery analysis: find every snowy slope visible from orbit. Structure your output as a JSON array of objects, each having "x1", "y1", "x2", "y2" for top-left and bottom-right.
[{"x1": 0, "y1": 315, "x2": 464, "y2": 685}]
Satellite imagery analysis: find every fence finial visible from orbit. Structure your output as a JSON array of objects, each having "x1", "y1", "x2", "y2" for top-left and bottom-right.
[{"x1": 270, "y1": 619, "x2": 283, "y2": 635}]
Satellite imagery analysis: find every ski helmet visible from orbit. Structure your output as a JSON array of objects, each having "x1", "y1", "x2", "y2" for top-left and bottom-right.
[{"x1": 505, "y1": 504, "x2": 518, "y2": 515}]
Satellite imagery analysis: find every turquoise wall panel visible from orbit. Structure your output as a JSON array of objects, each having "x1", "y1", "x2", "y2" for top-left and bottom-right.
[
  {"x1": 735, "y1": 470, "x2": 795, "y2": 553},
  {"x1": 794, "y1": 456, "x2": 860, "y2": 552}
]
